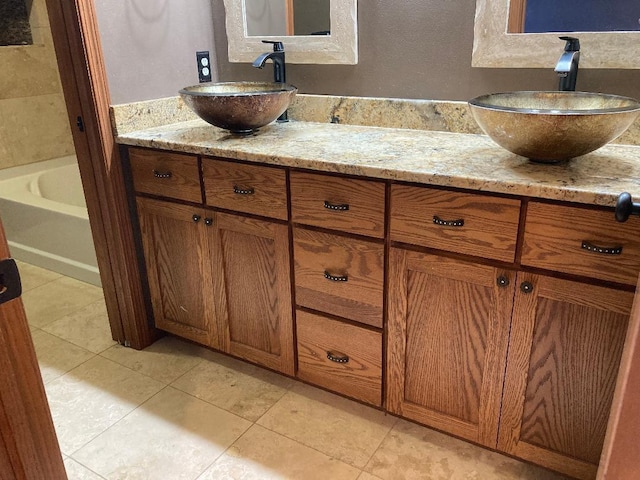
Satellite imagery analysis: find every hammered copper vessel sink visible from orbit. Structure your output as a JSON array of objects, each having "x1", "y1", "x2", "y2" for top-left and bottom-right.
[
  {"x1": 179, "y1": 82, "x2": 297, "y2": 135},
  {"x1": 469, "y1": 91, "x2": 640, "y2": 162}
]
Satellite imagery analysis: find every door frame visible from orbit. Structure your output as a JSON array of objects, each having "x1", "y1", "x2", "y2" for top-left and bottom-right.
[{"x1": 44, "y1": 0, "x2": 156, "y2": 349}]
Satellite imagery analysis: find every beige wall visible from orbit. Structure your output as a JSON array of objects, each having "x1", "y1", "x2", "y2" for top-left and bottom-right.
[
  {"x1": 93, "y1": 0, "x2": 217, "y2": 105},
  {"x1": 212, "y1": 0, "x2": 640, "y2": 101},
  {"x1": 0, "y1": 0, "x2": 74, "y2": 171}
]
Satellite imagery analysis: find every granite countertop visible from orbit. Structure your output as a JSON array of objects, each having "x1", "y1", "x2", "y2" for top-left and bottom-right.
[{"x1": 113, "y1": 95, "x2": 640, "y2": 208}]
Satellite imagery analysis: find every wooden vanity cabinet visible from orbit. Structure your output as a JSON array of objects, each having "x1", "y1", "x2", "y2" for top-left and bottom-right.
[
  {"x1": 131, "y1": 150, "x2": 294, "y2": 375},
  {"x1": 128, "y1": 145, "x2": 638, "y2": 478},
  {"x1": 136, "y1": 197, "x2": 217, "y2": 347},
  {"x1": 290, "y1": 171, "x2": 386, "y2": 406},
  {"x1": 499, "y1": 273, "x2": 632, "y2": 480},
  {"x1": 209, "y1": 212, "x2": 294, "y2": 375},
  {"x1": 386, "y1": 249, "x2": 516, "y2": 447}
]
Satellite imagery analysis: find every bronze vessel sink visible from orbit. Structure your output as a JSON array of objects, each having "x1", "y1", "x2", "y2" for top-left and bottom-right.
[
  {"x1": 468, "y1": 91, "x2": 640, "y2": 163},
  {"x1": 179, "y1": 81, "x2": 297, "y2": 135}
]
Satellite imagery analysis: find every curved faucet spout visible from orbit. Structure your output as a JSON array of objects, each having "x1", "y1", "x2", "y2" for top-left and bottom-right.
[{"x1": 555, "y1": 37, "x2": 580, "y2": 91}]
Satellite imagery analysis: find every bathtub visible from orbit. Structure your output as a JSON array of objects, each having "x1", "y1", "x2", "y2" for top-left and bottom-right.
[{"x1": 0, "y1": 156, "x2": 101, "y2": 286}]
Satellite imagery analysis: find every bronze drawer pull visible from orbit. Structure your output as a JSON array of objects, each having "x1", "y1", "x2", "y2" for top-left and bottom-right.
[
  {"x1": 233, "y1": 186, "x2": 255, "y2": 195},
  {"x1": 327, "y1": 351, "x2": 349, "y2": 364},
  {"x1": 153, "y1": 169, "x2": 172, "y2": 179},
  {"x1": 324, "y1": 271, "x2": 348, "y2": 282},
  {"x1": 324, "y1": 200, "x2": 349, "y2": 211},
  {"x1": 204, "y1": 217, "x2": 213, "y2": 226},
  {"x1": 192, "y1": 214, "x2": 201, "y2": 223},
  {"x1": 581, "y1": 241, "x2": 622, "y2": 255},
  {"x1": 433, "y1": 215, "x2": 464, "y2": 227}
]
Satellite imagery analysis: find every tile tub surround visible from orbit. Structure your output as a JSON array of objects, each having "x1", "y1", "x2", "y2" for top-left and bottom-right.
[{"x1": 113, "y1": 96, "x2": 640, "y2": 208}]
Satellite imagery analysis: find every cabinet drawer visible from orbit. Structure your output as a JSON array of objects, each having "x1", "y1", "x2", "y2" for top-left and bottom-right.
[
  {"x1": 203, "y1": 158, "x2": 288, "y2": 220},
  {"x1": 296, "y1": 310, "x2": 382, "y2": 406},
  {"x1": 293, "y1": 228, "x2": 384, "y2": 328},
  {"x1": 129, "y1": 148, "x2": 202, "y2": 203},
  {"x1": 290, "y1": 171, "x2": 385, "y2": 238},
  {"x1": 390, "y1": 185, "x2": 521, "y2": 263},
  {"x1": 522, "y1": 201, "x2": 640, "y2": 284}
]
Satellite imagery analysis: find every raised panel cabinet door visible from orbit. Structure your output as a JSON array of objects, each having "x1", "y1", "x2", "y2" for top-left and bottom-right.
[
  {"x1": 210, "y1": 212, "x2": 294, "y2": 376},
  {"x1": 136, "y1": 197, "x2": 217, "y2": 347},
  {"x1": 386, "y1": 248, "x2": 515, "y2": 447},
  {"x1": 499, "y1": 272, "x2": 633, "y2": 480}
]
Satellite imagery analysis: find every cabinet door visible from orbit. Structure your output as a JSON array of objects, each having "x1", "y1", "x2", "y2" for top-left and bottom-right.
[
  {"x1": 211, "y1": 213, "x2": 294, "y2": 375},
  {"x1": 499, "y1": 273, "x2": 633, "y2": 480},
  {"x1": 387, "y1": 248, "x2": 515, "y2": 447},
  {"x1": 136, "y1": 197, "x2": 217, "y2": 346}
]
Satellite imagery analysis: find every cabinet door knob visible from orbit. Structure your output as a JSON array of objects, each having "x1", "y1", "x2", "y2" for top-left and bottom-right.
[
  {"x1": 497, "y1": 275, "x2": 510, "y2": 287},
  {"x1": 204, "y1": 217, "x2": 213, "y2": 226},
  {"x1": 520, "y1": 281, "x2": 533, "y2": 294},
  {"x1": 192, "y1": 214, "x2": 201, "y2": 223},
  {"x1": 324, "y1": 200, "x2": 349, "y2": 211},
  {"x1": 433, "y1": 215, "x2": 464, "y2": 227},
  {"x1": 615, "y1": 192, "x2": 640, "y2": 222},
  {"x1": 327, "y1": 351, "x2": 349, "y2": 363}
]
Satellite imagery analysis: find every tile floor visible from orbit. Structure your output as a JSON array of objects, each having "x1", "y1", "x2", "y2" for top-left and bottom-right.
[{"x1": 19, "y1": 260, "x2": 570, "y2": 480}]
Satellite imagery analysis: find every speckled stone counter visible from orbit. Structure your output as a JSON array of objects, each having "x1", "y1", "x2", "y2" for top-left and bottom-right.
[{"x1": 112, "y1": 94, "x2": 640, "y2": 207}]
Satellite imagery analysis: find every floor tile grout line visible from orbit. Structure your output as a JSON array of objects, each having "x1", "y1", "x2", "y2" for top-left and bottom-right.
[
  {"x1": 192, "y1": 420, "x2": 256, "y2": 480},
  {"x1": 66, "y1": 383, "x2": 172, "y2": 460},
  {"x1": 358, "y1": 414, "x2": 400, "y2": 475},
  {"x1": 63, "y1": 456, "x2": 108, "y2": 480}
]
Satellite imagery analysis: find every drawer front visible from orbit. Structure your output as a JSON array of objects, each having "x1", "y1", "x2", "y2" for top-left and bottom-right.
[
  {"x1": 293, "y1": 228, "x2": 384, "y2": 328},
  {"x1": 522, "y1": 202, "x2": 640, "y2": 284},
  {"x1": 390, "y1": 185, "x2": 521, "y2": 263},
  {"x1": 129, "y1": 148, "x2": 202, "y2": 203},
  {"x1": 290, "y1": 171, "x2": 385, "y2": 238},
  {"x1": 203, "y1": 158, "x2": 288, "y2": 220},
  {"x1": 296, "y1": 310, "x2": 382, "y2": 406}
]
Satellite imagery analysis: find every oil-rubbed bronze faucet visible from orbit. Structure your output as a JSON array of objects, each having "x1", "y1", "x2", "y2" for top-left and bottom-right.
[
  {"x1": 555, "y1": 36, "x2": 580, "y2": 91},
  {"x1": 253, "y1": 40, "x2": 288, "y2": 122}
]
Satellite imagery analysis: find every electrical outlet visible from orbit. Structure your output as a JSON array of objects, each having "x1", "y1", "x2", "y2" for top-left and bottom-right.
[{"x1": 196, "y1": 51, "x2": 212, "y2": 83}]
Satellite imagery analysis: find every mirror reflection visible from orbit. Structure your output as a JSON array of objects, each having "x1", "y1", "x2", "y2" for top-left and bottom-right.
[
  {"x1": 509, "y1": 0, "x2": 640, "y2": 33},
  {"x1": 245, "y1": 0, "x2": 330, "y2": 37}
]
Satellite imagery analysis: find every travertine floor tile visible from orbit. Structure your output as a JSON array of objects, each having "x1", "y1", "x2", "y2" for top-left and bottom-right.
[
  {"x1": 198, "y1": 424, "x2": 360, "y2": 480},
  {"x1": 22, "y1": 276, "x2": 104, "y2": 327},
  {"x1": 43, "y1": 299, "x2": 116, "y2": 353},
  {"x1": 364, "y1": 419, "x2": 568, "y2": 480},
  {"x1": 42, "y1": 300, "x2": 116, "y2": 353},
  {"x1": 64, "y1": 458, "x2": 105, "y2": 480},
  {"x1": 31, "y1": 329, "x2": 94, "y2": 384},
  {"x1": 15, "y1": 260, "x2": 62, "y2": 292},
  {"x1": 73, "y1": 387, "x2": 251, "y2": 480},
  {"x1": 101, "y1": 335, "x2": 206, "y2": 384},
  {"x1": 45, "y1": 356, "x2": 164, "y2": 455},
  {"x1": 172, "y1": 350, "x2": 294, "y2": 421},
  {"x1": 358, "y1": 472, "x2": 383, "y2": 480},
  {"x1": 257, "y1": 383, "x2": 397, "y2": 469}
]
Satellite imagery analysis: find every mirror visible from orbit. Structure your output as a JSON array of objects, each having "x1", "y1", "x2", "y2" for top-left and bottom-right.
[
  {"x1": 223, "y1": 0, "x2": 357, "y2": 64},
  {"x1": 245, "y1": 0, "x2": 331, "y2": 37},
  {"x1": 508, "y1": 0, "x2": 640, "y2": 33},
  {"x1": 473, "y1": 0, "x2": 640, "y2": 69}
]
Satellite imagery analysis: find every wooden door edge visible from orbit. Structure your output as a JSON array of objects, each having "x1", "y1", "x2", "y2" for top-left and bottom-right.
[{"x1": 45, "y1": 0, "x2": 156, "y2": 349}]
